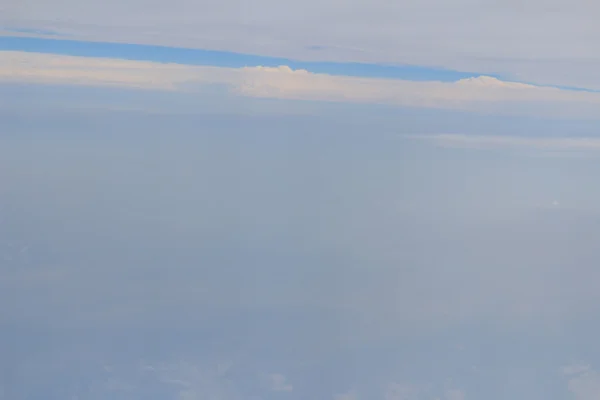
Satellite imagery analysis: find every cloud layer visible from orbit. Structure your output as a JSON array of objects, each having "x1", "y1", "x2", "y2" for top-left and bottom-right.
[
  {"x1": 4, "y1": 0, "x2": 600, "y2": 89},
  {"x1": 3, "y1": 51, "x2": 600, "y2": 118},
  {"x1": 4, "y1": 83, "x2": 600, "y2": 399}
]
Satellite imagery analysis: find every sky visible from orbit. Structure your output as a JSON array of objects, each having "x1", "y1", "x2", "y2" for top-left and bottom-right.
[{"x1": 3, "y1": 2, "x2": 600, "y2": 400}]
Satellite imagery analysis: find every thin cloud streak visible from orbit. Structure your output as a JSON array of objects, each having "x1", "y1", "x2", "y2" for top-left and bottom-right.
[{"x1": 411, "y1": 134, "x2": 600, "y2": 152}]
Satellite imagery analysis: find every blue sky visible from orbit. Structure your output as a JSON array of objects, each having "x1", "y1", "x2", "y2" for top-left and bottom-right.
[
  {"x1": 4, "y1": 2, "x2": 600, "y2": 400},
  {"x1": 0, "y1": 36, "x2": 489, "y2": 81}
]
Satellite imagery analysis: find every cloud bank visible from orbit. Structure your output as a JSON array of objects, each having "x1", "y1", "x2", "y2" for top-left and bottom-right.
[
  {"x1": 4, "y1": 0, "x2": 600, "y2": 89},
  {"x1": 3, "y1": 51, "x2": 600, "y2": 118}
]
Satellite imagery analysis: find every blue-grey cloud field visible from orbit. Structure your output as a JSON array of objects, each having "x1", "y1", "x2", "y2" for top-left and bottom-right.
[
  {"x1": 4, "y1": 85, "x2": 600, "y2": 399},
  {"x1": 3, "y1": 3, "x2": 600, "y2": 399}
]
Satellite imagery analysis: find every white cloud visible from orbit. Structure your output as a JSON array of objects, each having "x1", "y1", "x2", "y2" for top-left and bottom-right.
[
  {"x1": 334, "y1": 390, "x2": 359, "y2": 400},
  {"x1": 564, "y1": 364, "x2": 600, "y2": 400},
  {"x1": 4, "y1": 0, "x2": 600, "y2": 89},
  {"x1": 266, "y1": 373, "x2": 293, "y2": 392},
  {"x1": 564, "y1": 364, "x2": 592, "y2": 376},
  {"x1": 145, "y1": 361, "x2": 241, "y2": 400},
  {"x1": 444, "y1": 388, "x2": 465, "y2": 400},
  {"x1": 4, "y1": 51, "x2": 600, "y2": 118}
]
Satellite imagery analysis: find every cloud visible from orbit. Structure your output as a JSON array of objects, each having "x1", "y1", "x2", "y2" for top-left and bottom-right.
[
  {"x1": 334, "y1": 390, "x2": 359, "y2": 400},
  {"x1": 4, "y1": 51, "x2": 600, "y2": 118},
  {"x1": 266, "y1": 373, "x2": 293, "y2": 392},
  {"x1": 563, "y1": 364, "x2": 600, "y2": 400},
  {"x1": 410, "y1": 133, "x2": 600, "y2": 154},
  {"x1": 148, "y1": 361, "x2": 242, "y2": 400},
  {"x1": 384, "y1": 383, "x2": 420, "y2": 400},
  {"x1": 0, "y1": 51, "x2": 212, "y2": 90},
  {"x1": 564, "y1": 364, "x2": 592, "y2": 376},
  {"x1": 4, "y1": 0, "x2": 600, "y2": 89},
  {"x1": 383, "y1": 382, "x2": 465, "y2": 400},
  {"x1": 444, "y1": 388, "x2": 465, "y2": 400}
]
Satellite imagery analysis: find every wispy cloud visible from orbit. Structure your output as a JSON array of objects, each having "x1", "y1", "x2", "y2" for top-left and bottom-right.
[
  {"x1": 334, "y1": 390, "x2": 359, "y2": 400},
  {"x1": 1, "y1": 27, "x2": 67, "y2": 37},
  {"x1": 4, "y1": 51, "x2": 600, "y2": 118},
  {"x1": 148, "y1": 361, "x2": 242, "y2": 400},
  {"x1": 564, "y1": 364, "x2": 592, "y2": 376},
  {"x1": 564, "y1": 364, "x2": 600, "y2": 400},
  {"x1": 266, "y1": 373, "x2": 293, "y2": 392},
  {"x1": 410, "y1": 133, "x2": 600, "y2": 153},
  {"x1": 384, "y1": 383, "x2": 420, "y2": 400},
  {"x1": 444, "y1": 388, "x2": 466, "y2": 400}
]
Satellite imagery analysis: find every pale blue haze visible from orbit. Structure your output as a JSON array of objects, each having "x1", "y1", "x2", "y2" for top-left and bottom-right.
[
  {"x1": 3, "y1": 3, "x2": 600, "y2": 397},
  {"x1": 2, "y1": 83, "x2": 600, "y2": 399}
]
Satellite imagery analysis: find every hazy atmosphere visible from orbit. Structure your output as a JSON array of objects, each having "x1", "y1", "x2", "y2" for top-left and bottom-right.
[{"x1": 3, "y1": 1, "x2": 600, "y2": 399}]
